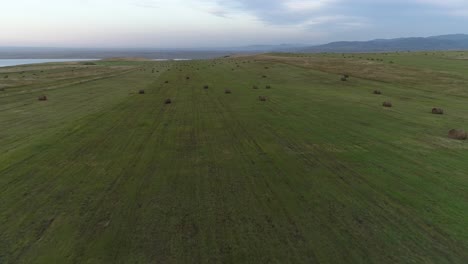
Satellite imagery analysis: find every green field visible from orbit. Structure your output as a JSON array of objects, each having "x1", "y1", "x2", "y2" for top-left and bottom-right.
[{"x1": 1, "y1": 53, "x2": 468, "y2": 263}]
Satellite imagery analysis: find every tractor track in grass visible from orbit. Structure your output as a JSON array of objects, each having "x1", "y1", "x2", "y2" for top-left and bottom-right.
[
  {"x1": 1, "y1": 68, "x2": 174, "y2": 262},
  {"x1": 261, "y1": 89, "x2": 468, "y2": 261},
  {"x1": 199, "y1": 75, "x2": 319, "y2": 262},
  {"x1": 0, "y1": 69, "x2": 138, "y2": 110},
  {"x1": 0, "y1": 68, "x2": 162, "y2": 174}
]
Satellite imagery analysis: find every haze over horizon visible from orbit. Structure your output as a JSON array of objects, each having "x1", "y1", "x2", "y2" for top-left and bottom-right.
[{"x1": 1, "y1": 0, "x2": 468, "y2": 49}]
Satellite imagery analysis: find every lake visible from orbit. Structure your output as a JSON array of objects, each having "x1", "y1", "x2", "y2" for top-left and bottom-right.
[{"x1": 0, "y1": 59, "x2": 98, "y2": 68}]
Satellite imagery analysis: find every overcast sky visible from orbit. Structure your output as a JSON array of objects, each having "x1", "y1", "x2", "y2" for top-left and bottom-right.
[{"x1": 1, "y1": 0, "x2": 467, "y2": 48}]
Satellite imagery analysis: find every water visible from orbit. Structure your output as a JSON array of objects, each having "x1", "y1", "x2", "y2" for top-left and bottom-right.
[
  {"x1": 153, "y1": 59, "x2": 192, "y2": 61},
  {"x1": 0, "y1": 59, "x2": 98, "y2": 68}
]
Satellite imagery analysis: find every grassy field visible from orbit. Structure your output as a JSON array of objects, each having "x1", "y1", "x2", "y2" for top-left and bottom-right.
[{"x1": 1, "y1": 53, "x2": 468, "y2": 263}]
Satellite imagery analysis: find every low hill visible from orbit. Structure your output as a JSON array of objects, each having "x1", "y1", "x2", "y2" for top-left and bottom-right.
[{"x1": 301, "y1": 34, "x2": 468, "y2": 52}]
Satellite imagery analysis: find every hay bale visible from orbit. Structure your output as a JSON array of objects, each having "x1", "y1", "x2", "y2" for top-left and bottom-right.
[
  {"x1": 258, "y1": 96, "x2": 267, "y2": 101},
  {"x1": 432, "y1": 108, "x2": 444, "y2": 115},
  {"x1": 139, "y1": 90, "x2": 145, "y2": 94},
  {"x1": 165, "y1": 98, "x2": 172, "y2": 104},
  {"x1": 165, "y1": 81, "x2": 169, "y2": 84},
  {"x1": 186, "y1": 76, "x2": 190, "y2": 80},
  {"x1": 253, "y1": 85, "x2": 259, "y2": 89},
  {"x1": 373, "y1": 90, "x2": 382, "y2": 95},
  {"x1": 448, "y1": 129, "x2": 467, "y2": 140},
  {"x1": 341, "y1": 77, "x2": 348, "y2": 81},
  {"x1": 38, "y1": 95, "x2": 47, "y2": 101},
  {"x1": 225, "y1": 89, "x2": 232, "y2": 94},
  {"x1": 204, "y1": 85, "x2": 209, "y2": 89},
  {"x1": 266, "y1": 85, "x2": 271, "y2": 89},
  {"x1": 382, "y1": 101, "x2": 392, "y2": 107},
  {"x1": 262, "y1": 75, "x2": 267, "y2": 78}
]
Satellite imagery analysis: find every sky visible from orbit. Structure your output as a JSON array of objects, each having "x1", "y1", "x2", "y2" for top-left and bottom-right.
[{"x1": 0, "y1": 0, "x2": 467, "y2": 48}]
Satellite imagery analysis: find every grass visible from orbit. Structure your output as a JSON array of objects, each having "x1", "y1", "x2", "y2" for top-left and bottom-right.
[{"x1": 1, "y1": 53, "x2": 468, "y2": 263}]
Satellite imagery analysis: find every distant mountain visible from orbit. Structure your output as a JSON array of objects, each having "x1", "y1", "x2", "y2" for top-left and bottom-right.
[{"x1": 301, "y1": 34, "x2": 468, "y2": 53}]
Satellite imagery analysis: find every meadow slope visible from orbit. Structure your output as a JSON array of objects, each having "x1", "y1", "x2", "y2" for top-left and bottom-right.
[{"x1": 1, "y1": 53, "x2": 468, "y2": 263}]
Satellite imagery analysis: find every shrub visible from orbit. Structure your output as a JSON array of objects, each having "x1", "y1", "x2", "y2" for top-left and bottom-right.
[
  {"x1": 266, "y1": 85, "x2": 271, "y2": 89},
  {"x1": 204, "y1": 85, "x2": 209, "y2": 89},
  {"x1": 225, "y1": 89, "x2": 232, "y2": 94},
  {"x1": 253, "y1": 85, "x2": 259, "y2": 89},
  {"x1": 165, "y1": 98, "x2": 172, "y2": 104},
  {"x1": 139, "y1": 90, "x2": 145, "y2": 94},
  {"x1": 38, "y1": 95, "x2": 47, "y2": 101},
  {"x1": 373, "y1": 90, "x2": 382, "y2": 95}
]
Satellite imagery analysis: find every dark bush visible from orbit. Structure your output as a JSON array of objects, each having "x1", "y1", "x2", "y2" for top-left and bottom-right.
[
  {"x1": 139, "y1": 90, "x2": 145, "y2": 94},
  {"x1": 165, "y1": 98, "x2": 172, "y2": 104}
]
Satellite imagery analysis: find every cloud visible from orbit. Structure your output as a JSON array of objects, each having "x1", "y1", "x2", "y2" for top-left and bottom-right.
[
  {"x1": 211, "y1": 0, "x2": 341, "y2": 25},
  {"x1": 133, "y1": 0, "x2": 160, "y2": 9}
]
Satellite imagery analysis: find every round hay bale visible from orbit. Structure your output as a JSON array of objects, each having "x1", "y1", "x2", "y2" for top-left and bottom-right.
[
  {"x1": 448, "y1": 129, "x2": 467, "y2": 140},
  {"x1": 225, "y1": 89, "x2": 232, "y2": 94},
  {"x1": 382, "y1": 101, "x2": 392, "y2": 107},
  {"x1": 258, "y1": 96, "x2": 267, "y2": 101},
  {"x1": 432, "y1": 108, "x2": 444, "y2": 115},
  {"x1": 252, "y1": 85, "x2": 258, "y2": 89},
  {"x1": 373, "y1": 90, "x2": 382, "y2": 95},
  {"x1": 266, "y1": 85, "x2": 271, "y2": 89},
  {"x1": 203, "y1": 85, "x2": 209, "y2": 89},
  {"x1": 186, "y1": 76, "x2": 190, "y2": 80},
  {"x1": 165, "y1": 98, "x2": 172, "y2": 104},
  {"x1": 164, "y1": 80, "x2": 169, "y2": 84},
  {"x1": 38, "y1": 95, "x2": 47, "y2": 101},
  {"x1": 139, "y1": 90, "x2": 145, "y2": 94}
]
